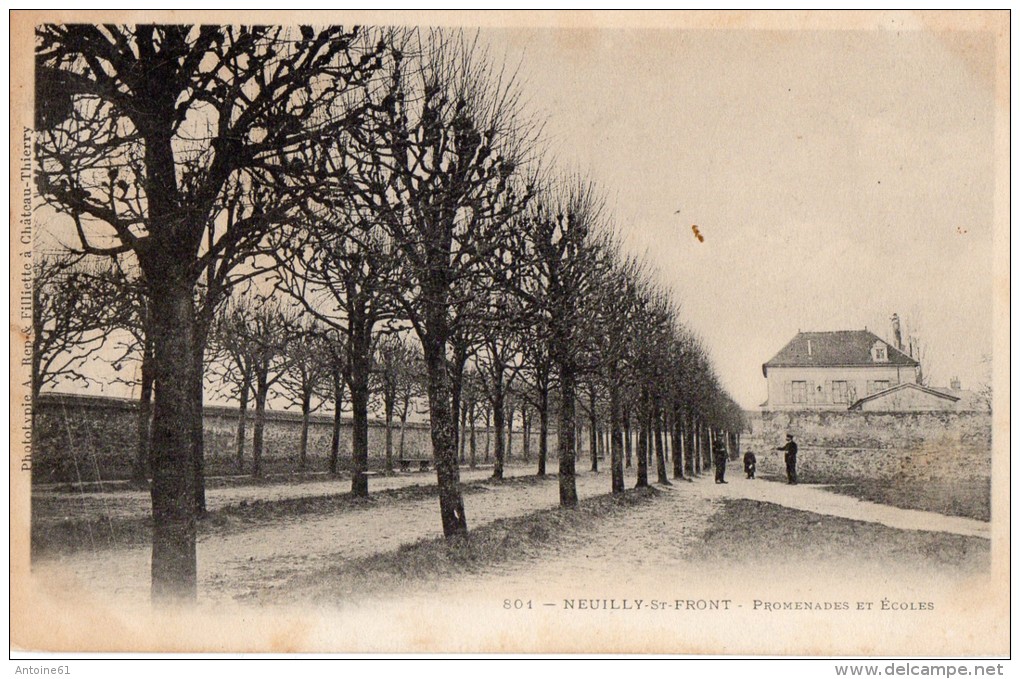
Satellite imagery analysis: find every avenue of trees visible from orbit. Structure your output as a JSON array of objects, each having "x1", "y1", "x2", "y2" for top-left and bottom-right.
[{"x1": 33, "y1": 25, "x2": 745, "y2": 603}]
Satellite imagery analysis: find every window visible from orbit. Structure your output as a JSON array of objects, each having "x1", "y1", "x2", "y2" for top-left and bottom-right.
[
  {"x1": 833, "y1": 380, "x2": 850, "y2": 404},
  {"x1": 869, "y1": 380, "x2": 890, "y2": 395},
  {"x1": 791, "y1": 381, "x2": 807, "y2": 404},
  {"x1": 875, "y1": 348, "x2": 886, "y2": 360}
]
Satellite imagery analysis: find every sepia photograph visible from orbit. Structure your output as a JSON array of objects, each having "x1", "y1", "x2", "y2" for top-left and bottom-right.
[{"x1": 9, "y1": 10, "x2": 1010, "y2": 660}]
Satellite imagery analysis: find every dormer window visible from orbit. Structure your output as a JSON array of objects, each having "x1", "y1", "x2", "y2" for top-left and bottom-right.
[{"x1": 871, "y1": 341, "x2": 888, "y2": 362}]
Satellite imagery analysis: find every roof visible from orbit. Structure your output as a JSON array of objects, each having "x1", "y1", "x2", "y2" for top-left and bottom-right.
[
  {"x1": 928, "y1": 387, "x2": 991, "y2": 412},
  {"x1": 762, "y1": 330, "x2": 919, "y2": 377},
  {"x1": 847, "y1": 382, "x2": 958, "y2": 410}
]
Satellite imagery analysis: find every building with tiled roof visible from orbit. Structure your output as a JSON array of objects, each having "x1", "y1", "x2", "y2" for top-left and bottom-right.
[{"x1": 761, "y1": 330, "x2": 920, "y2": 410}]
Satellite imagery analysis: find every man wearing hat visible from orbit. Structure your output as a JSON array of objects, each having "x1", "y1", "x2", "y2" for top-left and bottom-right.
[
  {"x1": 776, "y1": 434, "x2": 798, "y2": 484},
  {"x1": 712, "y1": 433, "x2": 728, "y2": 484}
]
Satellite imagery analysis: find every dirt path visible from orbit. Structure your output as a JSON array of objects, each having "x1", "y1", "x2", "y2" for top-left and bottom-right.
[
  {"x1": 368, "y1": 474, "x2": 990, "y2": 609},
  {"x1": 32, "y1": 465, "x2": 536, "y2": 522},
  {"x1": 697, "y1": 475, "x2": 991, "y2": 538},
  {"x1": 32, "y1": 463, "x2": 991, "y2": 611},
  {"x1": 32, "y1": 469, "x2": 617, "y2": 606}
]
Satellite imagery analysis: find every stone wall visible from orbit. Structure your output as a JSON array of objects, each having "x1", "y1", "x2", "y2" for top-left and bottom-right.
[
  {"x1": 32, "y1": 393, "x2": 552, "y2": 484},
  {"x1": 743, "y1": 409, "x2": 992, "y2": 486}
]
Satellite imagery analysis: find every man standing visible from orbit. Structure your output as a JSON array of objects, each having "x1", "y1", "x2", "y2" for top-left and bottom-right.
[
  {"x1": 712, "y1": 433, "x2": 728, "y2": 484},
  {"x1": 776, "y1": 434, "x2": 798, "y2": 484}
]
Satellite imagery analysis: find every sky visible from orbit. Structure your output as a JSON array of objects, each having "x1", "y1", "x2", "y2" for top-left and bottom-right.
[
  {"x1": 478, "y1": 25, "x2": 999, "y2": 408},
  {"x1": 32, "y1": 20, "x2": 1002, "y2": 411}
]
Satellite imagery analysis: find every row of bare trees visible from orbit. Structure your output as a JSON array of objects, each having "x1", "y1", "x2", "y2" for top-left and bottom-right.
[
  {"x1": 33, "y1": 246, "x2": 740, "y2": 486},
  {"x1": 34, "y1": 25, "x2": 743, "y2": 602}
]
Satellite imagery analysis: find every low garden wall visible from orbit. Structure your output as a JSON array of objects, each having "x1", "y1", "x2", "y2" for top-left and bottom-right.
[
  {"x1": 743, "y1": 409, "x2": 991, "y2": 488},
  {"x1": 32, "y1": 393, "x2": 548, "y2": 484}
]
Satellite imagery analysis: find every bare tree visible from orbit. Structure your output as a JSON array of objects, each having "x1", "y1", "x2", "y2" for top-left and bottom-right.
[
  {"x1": 99, "y1": 260, "x2": 156, "y2": 485},
  {"x1": 902, "y1": 309, "x2": 935, "y2": 387},
  {"x1": 518, "y1": 316, "x2": 556, "y2": 477},
  {"x1": 394, "y1": 337, "x2": 426, "y2": 460},
  {"x1": 213, "y1": 295, "x2": 297, "y2": 478},
  {"x1": 475, "y1": 314, "x2": 525, "y2": 480},
  {"x1": 461, "y1": 368, "x2": 482, "y2": 468},
  {"x1": 372, "y1": 334, "x2": 420, "y2": 473},
  {"x1": 275, "y1": 319, "x2": 330, "y2": 471},
  {"x1": 317, "y1": 329, "x2": 351, "y2": 476},
  {"x1": 35, "y1": 24, "x2": 384, "y2": 600},
  {"x1": 331, "y1": 30, "x2": 538, "y2": 534},
  {"x1": 273, "y1": 184, "x2": 402, "y2": 496},
  {"x1": 208, "y1": 295, "x2": 258, "y2": 474},
  {"x1": 515, "y1": 179, "x2": 609, "y2": 507},
  {"x1": 31, "y1": 252, "x2": 120, "y2": 402},
  {"x1": 589, "y1": 254, "x2": 643, "y2": 494}
]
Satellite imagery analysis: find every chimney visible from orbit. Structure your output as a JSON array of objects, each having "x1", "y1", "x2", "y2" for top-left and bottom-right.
[
  {"x1": 950, "y1": 377, "x2": 961, "y2": 391},
  {"x1": 891, "y1": 313, "x2": 903, "y2": 352},
  {"x1": 807, "y1": 339, "x2": 812, "y2": 356}
]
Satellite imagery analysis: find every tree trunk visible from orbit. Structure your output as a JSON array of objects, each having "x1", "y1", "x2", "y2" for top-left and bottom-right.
[
  {"x1": 506, "y1": 398, "x2": 515, "y2": 464},
  {"x1": 662, "y1": 412, "x2": 670, "y2": 462},
  {"x1": 399, "y1": 411, "x2": 408, "y2": 459},
  {"x1": 636, "y1": 420, "x2": 649, "y2": 488},
  {"x1": 423, "y1": 332, "x2": 467, "y2": 537},
  {"x1": 298, "y1": 389, "x2": 311, "y2": 471},
  {"x1": 692, "y1": 419, "x2": 701, "y2": 475},
  {"x1": 469, "y1": 401, "x2": 477, "y2": 469},
  {"x1": 521, "y1": 406, "x2": 531, "y2": 463},
  {"x1": 492, "y1": 387, "x2": 505, "y2": 480},
  {"x1": 484, "y1": 407, "x2": 491, "y2": 461},
  {"x1": 557, "y1": 364, "x2": 579, "y2": 507},
  {"x1": 132, "y1": 341, "x2": 155, "y2": 485},
  {"x1": 147, "y1": 280, "x2": 198, "y2": 602},
  {"x1": 589, "y1": 390, "x2": 598, "y2": 473},
  {"x1": 349, "y1": 353, "x2": 371, "y2": 498},
  {"x1": 703, "y1": 423, "x2": 713, "y2": 472},
  {"x1": 252, "y1": 372, "x2": 269, "y2": 479},
  {"x1": 635, "y1": 390, "x2": 649, "y2": 488},
  {"x1": 671, "y1": 404, "x2": 684, "y2": 480},
  {"x1": 190, "y1": 338, "x2": 207, "y2": 515},
  {"x1": 685, "y1": 411, "x2": 693, "y2": 475},
  {"x1": 623, "y1": 407, "x2": 632, "y2": 468},
  {"x1": 449, "y1": 344, "x2": 468, "y2": 456},
  {"x1": 235, "y1": 372, "x2": 250, "y2": 474},
  {"x1": 537, "y1": 387, "x2": 549, "y2": 477},
  {"x1": 384, "y1": 396, "x2": 395, "y2": 474},
  {"x1": 610, "y1": 385, "x2": 624, "y2": 494},
  {"x1": 329, "y1": 368, "x2": 344, "y2": 476},
  {"x1": 459, "y1": 403, "x2": 467, "y2": 464},
  {"x1": 654, "y1": 404, "x2": 670, "y2": 485}
]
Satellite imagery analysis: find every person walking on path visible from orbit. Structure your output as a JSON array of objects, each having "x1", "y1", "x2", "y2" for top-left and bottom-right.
[
  {"x1": 743, "y1": 451, "x2": 757, "y2": 479},
  {"x1": 712, "y1": 434, "x2": 728, "y2": 484},
  {"x1": 776, "y1": 434, "x2": 798, "y2": 484}
]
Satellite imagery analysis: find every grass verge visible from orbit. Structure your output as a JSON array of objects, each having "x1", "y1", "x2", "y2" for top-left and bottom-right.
[
  {"x1": 698, "y1": 498, "x2": 989, "y2": 574},
  {"x1": 31, "y1": 473, "x2": 556, "y2": 558},
  {"x1": 255, "y1": 486, "x2": 661, "y2": 605},
  {"x1": 821, "y1": 479, "x2": 990, "y2": 522}
]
